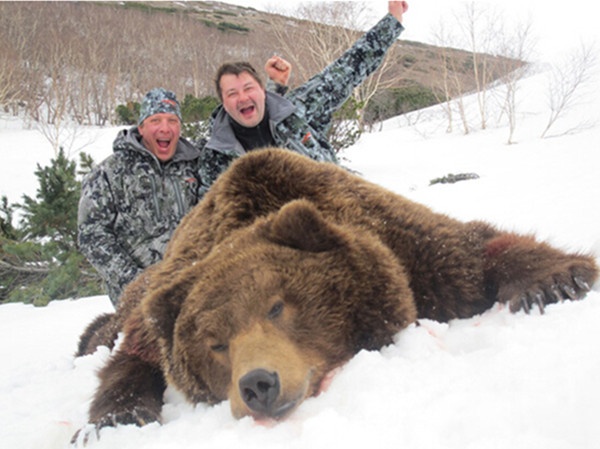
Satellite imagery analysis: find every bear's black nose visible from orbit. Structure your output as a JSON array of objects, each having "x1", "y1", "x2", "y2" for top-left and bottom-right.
[{"x1": 239, "y1": 369, "x2": 280, "y2": 414}]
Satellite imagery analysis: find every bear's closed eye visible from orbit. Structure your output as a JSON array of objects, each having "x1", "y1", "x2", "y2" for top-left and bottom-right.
[
  {"x1": 210, "y1": 343, "x2": 229, "y2": 353},
  {"x1": 268, "y1": 302, "x2": 284, "y2": 319}
]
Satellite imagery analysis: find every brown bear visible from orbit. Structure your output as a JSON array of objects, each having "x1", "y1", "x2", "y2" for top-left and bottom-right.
[{"x1": 75, "y1": 148, "x2": 598, "y2": 438}]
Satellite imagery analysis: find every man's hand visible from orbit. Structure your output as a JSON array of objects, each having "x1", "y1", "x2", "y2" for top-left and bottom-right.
[
  {"x1": 265, "y1": 55, "x2": 292, "y2": 86},
  {"x1": 389, "y1": 1, "x2": 408, "y2": 23}
]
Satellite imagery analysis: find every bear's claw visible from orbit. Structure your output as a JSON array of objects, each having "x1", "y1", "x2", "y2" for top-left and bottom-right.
[
  {"x1": 70, "y1": 424, "x2": 98, "y2": 447},
  {"x1": 71, "y1": 407, "x2": 161, "y2": 446},
  {"x1": 511, "y1": 275, "x2": 593, "y2": 315},
  {"x1": 574, "y1": 276, "x2": 590, "y2": 291}
]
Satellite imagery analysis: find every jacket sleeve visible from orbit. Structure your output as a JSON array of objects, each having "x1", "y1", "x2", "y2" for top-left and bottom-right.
[
  {"x1": 288, "y1": 13, "x2": 404, "y2": 135},
  {"x1": 196, "y1": 147, "x2": 236, "y2": 198},
  {"x1": 77, "y1": 167, "x2": 143, "y2": 301},
  {"x1": 266, "y1": 78, "x2": 289, "y2": 97}
]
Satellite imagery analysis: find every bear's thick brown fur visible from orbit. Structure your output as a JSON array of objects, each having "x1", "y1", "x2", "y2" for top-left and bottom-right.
[{"x1": 76, "y1": 148, "x2": 598, "y2": 434}]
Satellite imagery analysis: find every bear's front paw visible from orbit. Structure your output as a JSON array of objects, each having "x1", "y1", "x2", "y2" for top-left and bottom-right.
[
  {"x1": 485, "y1": 233, "x2": 598, "y2": 315},
  {"x1": 70, "y1": 407, "x2": 161, "y2": 446},
  {"x1": 502, "y1": 265, "x2": 595, "y2": 314}
]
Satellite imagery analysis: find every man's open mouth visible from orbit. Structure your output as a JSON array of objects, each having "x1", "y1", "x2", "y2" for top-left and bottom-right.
[
  {"x1": 157, "y1": 139, "x2": 170, "y2": 149},
  {"x1": 240, "y1": 105, "x2": 255, "y2": 117}
]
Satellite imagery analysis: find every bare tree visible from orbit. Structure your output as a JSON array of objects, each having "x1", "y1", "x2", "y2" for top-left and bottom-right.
[
  {"x1": 0, "y1": 41, "x2": 22, "y2": 112},
  {"x1": 183, "y1": 26, "x2": 221, "y2": 97},
  {"x1": 432, "y1": 5, "x2": 496, "y2": 136},
  {"x1": 431, "y1": 20, "x2": 461, "y2": 133},
  {"x1": 541, "y1": 43, "x2": 597, "y2": 138},
  {"x1": 456, "y1": 1, "x2": 503, "y2": 131},
  {"x1": 494, "y1": 17, "x2": 534, "y2": 144},
  {"x1": 431, "y1": 1, "x2": 534, "y2": 139},
  {"x1": 0, "y1": 2, "x2": 44, "y2": 116},
  {"x1": 267, "y1": 2, "x2": 370, "y2": 82}
]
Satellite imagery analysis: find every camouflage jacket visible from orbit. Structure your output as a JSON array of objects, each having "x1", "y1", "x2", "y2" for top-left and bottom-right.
[
  {"x1": 77, "y1": 127, "x2": 202, "y2": 304},
  {"x1": 199, "y1": 13, "x2": 404, "y2": 195}
]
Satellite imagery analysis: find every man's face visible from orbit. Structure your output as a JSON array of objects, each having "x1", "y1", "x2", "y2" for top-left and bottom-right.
[
  {"x1": 220, "y1": 72, "x2": 266, "y2": 128},
  {"x1": 138, "y1": 113, "x2": 181, "y2": 162}
]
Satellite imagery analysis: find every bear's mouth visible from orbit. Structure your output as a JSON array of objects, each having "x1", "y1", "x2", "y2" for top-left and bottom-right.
[
  {"x1": 252, "y1": 396, "x2": 301, "y2": 424},
  {"x1": 247, "y1": 367, "x2": 340, "y2": 424}
]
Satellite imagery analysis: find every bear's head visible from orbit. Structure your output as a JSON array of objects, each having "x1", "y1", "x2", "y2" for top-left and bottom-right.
[{"x1": 143, "y1": 199, "x2": 417, "y2": 421}]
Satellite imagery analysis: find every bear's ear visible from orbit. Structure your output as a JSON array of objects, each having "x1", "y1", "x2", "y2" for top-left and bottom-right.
[
  {"x1": 262, "y1": 199, "x2": 346, "y2": 252},
  {"x1": 142, "y1": 266, "x2": 197, "y2": 352}
]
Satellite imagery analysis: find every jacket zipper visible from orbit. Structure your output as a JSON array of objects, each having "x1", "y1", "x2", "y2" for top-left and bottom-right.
[
  {"x1": 171, "y1": 176, "x2": 185, "y2": 218},
  {"x1": 149, "y1": 176, "x2": 161, "y2": 220}
]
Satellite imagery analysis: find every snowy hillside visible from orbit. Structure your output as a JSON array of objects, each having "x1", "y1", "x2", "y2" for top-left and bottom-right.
[{"x1": 1, "y1": 67, "x2": 599, "y2": 449}]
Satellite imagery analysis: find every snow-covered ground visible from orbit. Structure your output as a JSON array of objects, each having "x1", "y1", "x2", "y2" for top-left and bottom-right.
[{"x1": 1, "y1": 66, "x2": 599, "y2": 449}]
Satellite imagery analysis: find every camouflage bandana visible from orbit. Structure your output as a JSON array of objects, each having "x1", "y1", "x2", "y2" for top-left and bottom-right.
[{"x1": 138, "y1": 87, "x2": 182, "y2": 125}]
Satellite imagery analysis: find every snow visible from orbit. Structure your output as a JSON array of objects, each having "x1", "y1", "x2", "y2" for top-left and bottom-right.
[{"x1": 1, "y1": 65, "x2": 600, "y2": 449}]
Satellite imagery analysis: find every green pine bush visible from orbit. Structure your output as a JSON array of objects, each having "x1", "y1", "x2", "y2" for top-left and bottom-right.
[{"x1": 0, "y1": 149, "x2": 103, "y2": 306}]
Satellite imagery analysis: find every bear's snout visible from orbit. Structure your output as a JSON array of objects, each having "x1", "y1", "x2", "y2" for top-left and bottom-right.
[
  {"x1": 239, "y1": 369, "x2": 280, "y2": 414},
  {"x1": 239, "y1": 369, "x2": 301, "y2": 419},
  {"x1": 228, "y1": 322, "x2": 325, "y2": 421}
]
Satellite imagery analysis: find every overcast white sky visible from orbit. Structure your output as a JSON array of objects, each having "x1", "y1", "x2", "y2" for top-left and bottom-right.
[{"x1": 222, "y1": 0, "x2": 599, "y2": 64}]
